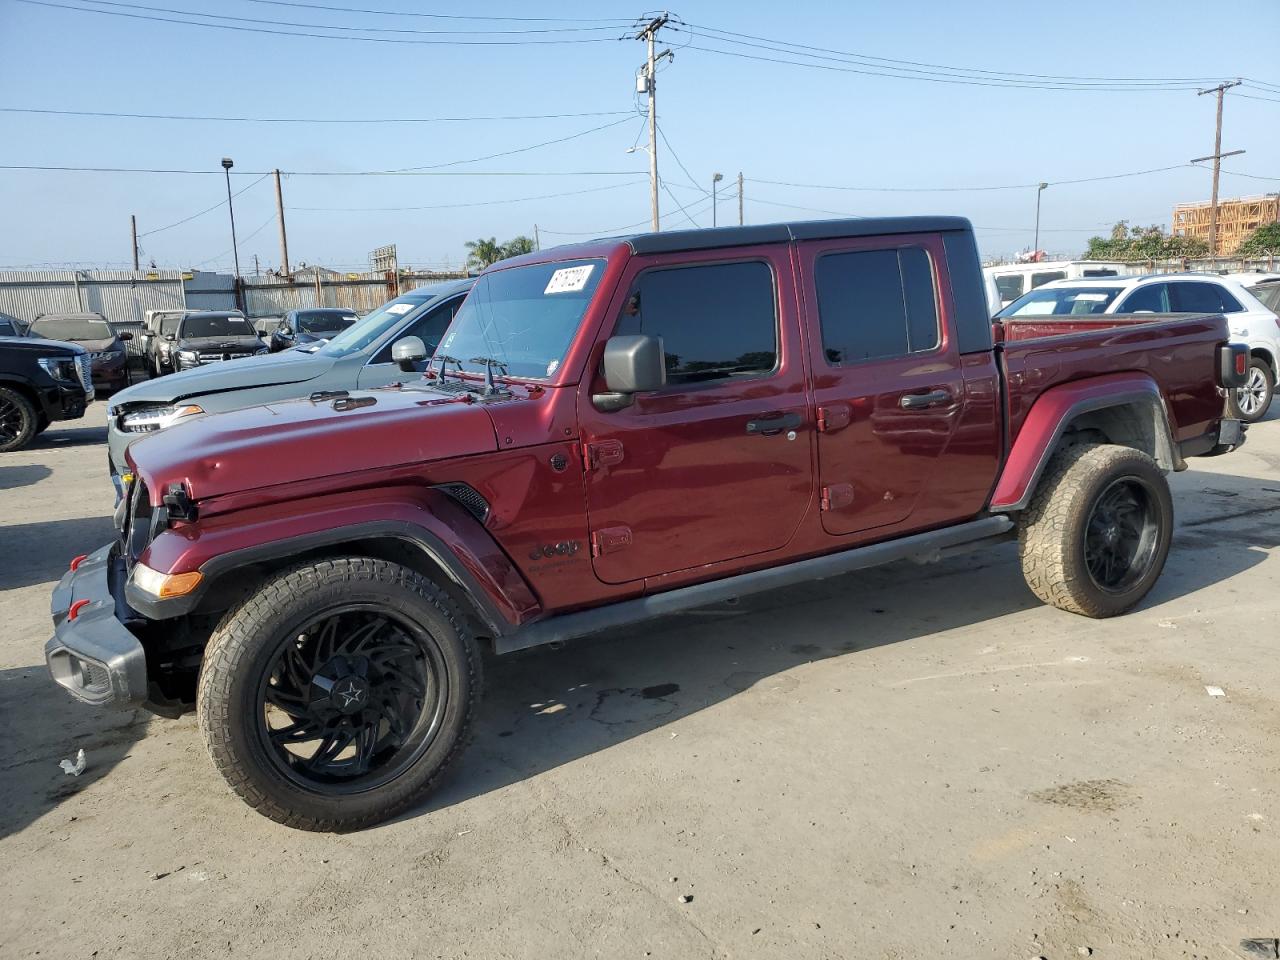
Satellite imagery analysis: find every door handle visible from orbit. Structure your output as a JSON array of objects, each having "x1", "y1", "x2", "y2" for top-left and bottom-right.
[
  {"x1": 899, "y1": 389, "x2": 952, "y2": 409},
  {"x1": 746, "y1": 412, "x2": 803, "y2": 435}
]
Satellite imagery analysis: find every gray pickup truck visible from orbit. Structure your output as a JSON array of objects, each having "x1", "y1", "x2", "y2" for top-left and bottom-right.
[{"x1": 105, "y1": 279, "x2": 473, "y2": 491}]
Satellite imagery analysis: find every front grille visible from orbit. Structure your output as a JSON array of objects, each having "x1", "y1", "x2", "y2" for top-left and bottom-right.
[
  {"x1": 75, "y1": 354, "x2": 94, "y2": 399},
  {"x1": 197, "y1": 351, "x2": 251, "y2": 363}
]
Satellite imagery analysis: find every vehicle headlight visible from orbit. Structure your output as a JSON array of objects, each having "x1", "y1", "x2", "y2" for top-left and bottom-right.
[
  {"x1": 119, "y1": 403, "x2": 204, "y2": 433},
  {"x1": 37, "y1": 355, "x2": 79, "y2": 382},
  {"x1": 177, "y1": 350, "x2": 199, "y2": 364},
  {"x1": 130, "y1": 561, "x2": 203, "y2": 600},
  {"x1": 255, "y1": 346, "x2": 269, "y2": 355}
]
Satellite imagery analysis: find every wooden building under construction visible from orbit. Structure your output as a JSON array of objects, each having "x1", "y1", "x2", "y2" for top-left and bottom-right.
[{"x1": 1172, "y1": 194, "x2": 1280, "y2": 255}]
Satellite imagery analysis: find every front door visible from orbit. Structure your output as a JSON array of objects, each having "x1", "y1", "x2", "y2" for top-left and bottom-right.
[
  {"x1": 579, "y1": 249, "x2": 812, "y2": 585},
  {"x1": 797, "y1": 234, "x2": 965, "y2": 536},
  {"x1": 357, "y1": 295, "x2": 463, "y2": 388}
]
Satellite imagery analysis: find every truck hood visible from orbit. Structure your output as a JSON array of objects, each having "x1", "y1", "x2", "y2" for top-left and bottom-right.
[
  {"x1": 0, "y1": 336, "x2": 86, "y2": 357},
  {"x1": 111, "y1": 350, "x2": 333, "y2": 406},
  {"x1": 128, "y1": 386, "x2": 498, "y2": 501}
]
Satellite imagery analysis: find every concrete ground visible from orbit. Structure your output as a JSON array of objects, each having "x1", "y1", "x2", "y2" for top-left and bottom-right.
[{"x1": 1, "y1": 405, "x2": 1278, "y2": 960}]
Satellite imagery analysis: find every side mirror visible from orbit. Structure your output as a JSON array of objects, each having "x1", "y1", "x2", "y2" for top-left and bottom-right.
[
  {"x1": 391, "y1": 335, "x2": 428, "y2": 372},
  {"x1": 593, "y1": 334, "x2": 666, "y2": 412},
  {"x1": 118, "y1": 331, "x2": 133, "y2": 342},
  {"x1": 165, "y1": 333, "x2": 176, "y2": 341}
]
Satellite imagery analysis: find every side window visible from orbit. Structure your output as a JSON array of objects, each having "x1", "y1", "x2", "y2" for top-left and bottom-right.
[
  {"x1": 1172, "y1": 281, "x2": 1243, "y2": 314},
  {"x1": 815, "y1": 246, "x2": 939, "y2": 365},
  {"x1": 615, "y1": 261, "x2": 777, "y2": 386},
  {"x1": 1118, "y1": 283, "x2": 1169, "y2": 313},
  {"x1": 995, "y1": 274, "x2": 1024, "y2": 303},
  {"x1": 372, "y1": 299, "x2": 459, "y2": 364},
  {"x1": 0, "y1": 319, "x2": 13, "y2": 336},
  {"x1": 1031, "y1": 271, "x2": 1066, "y2": 288}
]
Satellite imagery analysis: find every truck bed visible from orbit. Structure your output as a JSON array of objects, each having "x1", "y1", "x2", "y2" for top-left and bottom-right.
[{"x1": 996, "y1": 311, "x2": 1230, "y2": 449}]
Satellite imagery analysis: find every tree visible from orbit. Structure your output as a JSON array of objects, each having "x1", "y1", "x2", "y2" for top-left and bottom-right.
[
  {"x1": 1082, "y1": 222, "x2": 1208, "y2": 261},
  {"x1": 1238, "y1": 222, "x2": 1280, "y2": 258},
  {"x1": 501, "y1": 236, "x2": 536, "y2": 258},
  {"x1": 464, "y1": 237, "x2": 504, "y2": 270}
]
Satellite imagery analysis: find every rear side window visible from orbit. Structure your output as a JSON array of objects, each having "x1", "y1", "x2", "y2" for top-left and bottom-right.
[
  {"x1": 995, "y1": 274, "x2": 1024, "y2": 302},
  {"x1": 1118, "y1": 283, "x2": 1170, "y2": 313},
  {"x1": 0, "y1": 319, "x2": 13, "y2": 336},
  {"x1": 615, "y1": 260, "x2": 777, "y2": 386},
  {"x1": 815, "y1": 247, "x2": 939, "y2": 365},
  {"x1": 1172, "y1": 281, "x2": 1243, "y2": 314},
  {"x1": 1031, "y1": 271, "x2": 1066, "y2": 288}
]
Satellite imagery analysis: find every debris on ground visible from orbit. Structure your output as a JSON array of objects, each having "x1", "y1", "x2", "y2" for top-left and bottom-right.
[
  {"x1": 678, "y1": 895, "x2": 693, "y2": 904},
  {"x1": 58, "y1": 749, "x2": 86, "y2": 776},
  {"x1": 1206, "y1": 686, "x2": 1227, "y2": 697}
]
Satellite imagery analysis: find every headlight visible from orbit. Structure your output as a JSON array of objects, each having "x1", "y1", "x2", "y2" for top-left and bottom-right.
[
  {"x1": 119, "y1": 403, "x2": 204, "y2": 433},
  {"x1": 37, "y1": 355, "x2": 79, "y2": 381},
  {"x1": 255, "y1": 347, "x2": 269, "y2": 355},
  {"x1": 130, "y1": 561, "x2": 203, "y2": 600},
  {"x1": 177, "y1": 350, "x2": 199, "y2": 364}
]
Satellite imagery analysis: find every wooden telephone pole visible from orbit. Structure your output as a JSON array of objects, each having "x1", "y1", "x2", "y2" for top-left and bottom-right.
[
  {"x1": 273, "y1": 169, "x2": 291, "y2": 277},
  {"x1": 636, "y1": 14, "x2": 671, "y2": 232},
  {"x1": 130, "y1": 214, "x2": 139, "y2": 271},
  {"x1": 1192, "y1": 81, "x2": 1244, "y2": 258}
]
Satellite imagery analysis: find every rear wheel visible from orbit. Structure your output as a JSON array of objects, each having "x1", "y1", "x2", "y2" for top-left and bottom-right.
[
  {"x1": 0, "y1": 387, "x2": 37, "y2": 453},
  {"x1": 1018, "y1": 443, "x2": 1173, "y2": 618},
  {"x1": 197, "y1": 557, "x2": 483, "y2": 831},
  {"x1": 1227, "y1": 358, "x2": 1274, "y2": 423}
]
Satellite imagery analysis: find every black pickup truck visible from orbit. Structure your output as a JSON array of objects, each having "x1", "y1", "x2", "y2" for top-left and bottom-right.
[{"x1": 0, "y1": 335, "x2": 94, "y2": 451}]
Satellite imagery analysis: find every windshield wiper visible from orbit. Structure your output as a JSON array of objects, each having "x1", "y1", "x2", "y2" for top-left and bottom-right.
[
  {"x1": 469, "y1": 356, "x2": 510, "y2": 397},
  {"x1": 429, "y1": 354, "x2": 465, "y2": 381}
]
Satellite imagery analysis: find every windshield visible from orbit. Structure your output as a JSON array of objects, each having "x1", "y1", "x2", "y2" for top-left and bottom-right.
[
  {"x1": 297, "y1": 310, "x2": 357, "y2": 334},
  {"x1": 30, "y1": 317, "x2": 112, "y2": 340},
  {"x1": 436, "y1": 259, "x2": 604, "y2": 379},
  {"x1": 180, "y1": 315, "x2": 255, "y2": 338},
  {"x1": 318, "y1": 292, "x2": 435, "y2": 357},
  {"x1": 996, "y1": 287, "x2": 1122, "y2": 318}
]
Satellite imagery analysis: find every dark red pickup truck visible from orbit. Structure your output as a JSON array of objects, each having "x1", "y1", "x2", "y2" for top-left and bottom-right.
[{"x1": 46, "y1": 217, "x2": 1247, "y2": 830}]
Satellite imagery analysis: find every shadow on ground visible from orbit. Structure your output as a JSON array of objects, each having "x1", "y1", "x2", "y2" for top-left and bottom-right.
[
  {"x1": 0, "y1": 664, "x2": 148, "y2": 840},
  {"x1": 27, "y1": 424, "x2": 108, "y2": 451},
  {"x1": 402, "y1": 468, "x2": 1280, "y2": 822},
  {"x1": 0, "y1": 516, "x2": 116, "y2": 590},
  {"x1": 0, "y1": 464, "x2": 52, "y2": 491}
]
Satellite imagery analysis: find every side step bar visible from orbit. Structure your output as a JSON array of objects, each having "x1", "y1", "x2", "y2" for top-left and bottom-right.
[{"x1": 497, "y1": 516, "x2": 1015, "y2": 654}]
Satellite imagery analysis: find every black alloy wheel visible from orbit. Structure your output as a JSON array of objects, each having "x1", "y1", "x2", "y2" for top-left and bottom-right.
[
  {"x1": 258, "y1": 606, "x2": 447, "y2": 791},
  {"x1": 0, "y1": 387, "x2": 37, "y2": 453},
  {"x1": 1082, "y1": 478, "x2": 1160, "y2": 594}
]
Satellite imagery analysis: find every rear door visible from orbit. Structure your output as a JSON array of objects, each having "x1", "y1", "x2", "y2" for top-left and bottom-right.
[
  {"x1": 578, "y1": 247, "x2": 812, "y2": 585},
  {"x1": 797, "y1": 233, "x2": 965, "y2": 536}
]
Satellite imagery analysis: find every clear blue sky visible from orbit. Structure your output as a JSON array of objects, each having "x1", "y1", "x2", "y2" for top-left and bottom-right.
[{"x1": 1, "y1": 0, "x2": 1277, "y2": 272}]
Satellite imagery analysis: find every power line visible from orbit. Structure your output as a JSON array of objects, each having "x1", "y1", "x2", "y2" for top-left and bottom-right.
[
  {"x1": 138, "y1": 173, "x2": 270, "y2": 237},
  {"x1": 293, "y1": 179, "x2": 648, "y2": 212},
  {"x1": 539, "y1": 196, "x2": 719, "y2": 238},
  {"x1": 1, "y1": 106, "x2": 635, "y2": 124},
  {"x1": 655, "y1": 123, "x2": 707, "y2": 195},
  {"x1": 71, "y1": 0, "x2": 628, "y2": 36},
  {"x1": 384, "y1": 117, "x2": 633, "y2": 173},
  {"x1": 192, "y1": 213, "x2": 278, "y2": 268},
  {"x1": 15, "y1": 0, "x2": 626, "y2": 44},
  {"x1": 242, "y1": 0, "x2": 633, "y2": 24},
  {"x1": 0, "y1": 164, "x2": 639, "y2": 177}
]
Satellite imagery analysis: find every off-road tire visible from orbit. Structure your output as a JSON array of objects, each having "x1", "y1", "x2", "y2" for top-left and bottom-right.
[
  {"x1": 1018, "y1": 443, "x2": 1173, "y2": 618},
  {"x1": 1226, "y1": 357, "x2": 1274, "y2": 423},
  {"x1": 0, "y1": 386, "x2": 38, "y2": 453},
  {"x1": 197, "y1": 557, "x2": 483, "y2": 831}
]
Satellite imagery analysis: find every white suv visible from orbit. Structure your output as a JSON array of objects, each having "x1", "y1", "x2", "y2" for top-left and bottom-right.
[{"x1": 997, "y1": 273, "x2": 1280, "y2": 421}]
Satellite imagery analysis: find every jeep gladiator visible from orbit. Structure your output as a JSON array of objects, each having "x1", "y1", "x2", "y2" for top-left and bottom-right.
[{"x1": 45, "y1": 217, "x2": 1248, "y2": 831}]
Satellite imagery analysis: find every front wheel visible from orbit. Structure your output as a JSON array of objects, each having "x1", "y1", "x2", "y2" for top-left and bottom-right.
[
  {"x1": 1227, "y1": 358, "x2": 1274, "y2": 423},
  {"x1": 1018, "y1": 443, "x2": 1173, "y2": 618},
  {"x1": 197, "y1": 557, "x2": 483, "y2": 831},
  {"x1": 0, "y1": 386, "x2": 38, "y2": 453}
]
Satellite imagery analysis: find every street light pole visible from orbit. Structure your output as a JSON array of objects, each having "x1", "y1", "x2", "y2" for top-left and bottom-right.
[
  {"x1": 712, "y1": 172, "x2": 724, "y2": 227},
  {"x1": 221, "y1": 157, "x2": 241, "y2": 279},
  {"x1": 1034, "y1": 182, "x2": 1048, "y2": 258}
]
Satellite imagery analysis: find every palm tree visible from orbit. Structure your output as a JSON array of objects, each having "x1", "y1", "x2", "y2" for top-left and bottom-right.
[
  {"x1": 464, "y1": 237, "x2": 503, "y2": 271},
  {"x1": 501, "y1": 236, "x2": 535, "y2": 259}
]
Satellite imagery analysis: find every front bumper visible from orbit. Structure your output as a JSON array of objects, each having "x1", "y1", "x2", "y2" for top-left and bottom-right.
[{"x1": 45, "y1": 543, "x2": 147, "y2": 708}]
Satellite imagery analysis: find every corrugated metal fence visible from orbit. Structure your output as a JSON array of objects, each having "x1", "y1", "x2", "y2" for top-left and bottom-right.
[{"x1": 242, "y1": 272, "x2": 466, "y2": 317}]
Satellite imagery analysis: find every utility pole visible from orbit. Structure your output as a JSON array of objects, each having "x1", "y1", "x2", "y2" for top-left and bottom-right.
[
  {"x1": 221, "y1": 157, "x2": 241, "y2": 279},
  {"x1": 1033, "y1": 182, "x2": 1048, "y2": 258},
  {"x1": 1193, "y1": 81, "x2": 1243, "y2": 259},
  {"x1": 636, "y1": 14, "x2": 670, "y2": 232},
  {"x1": 534, "y1": 223, "x2": 540, "y2": 250},
  {"x1": 273, "y1": 169, "x2": 291, "y2": 277},
  {"x1": 737, "y1": 171, "x2": 744, "y2": 226},
  {"x1": 711, "y1": 172, "x2": 724, "y2": 227},
  {"x1": 130, "y1": 214, "x2": 139, "y2": 272},
  {"x1": 253, "y1": 254, "x2": 260, "y2": 277}
]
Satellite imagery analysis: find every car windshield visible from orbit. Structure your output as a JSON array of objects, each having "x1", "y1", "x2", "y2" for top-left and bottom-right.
[
  {"x1": 297, "y1": 310, "x2": 357, "y2": 334},
  {"x1": 181, "y1": 315, "x2": 255, "y2": 338},
  {"x1": 317, "y1": 292, "x2": 435, "y2": 357},
  {"x1": 996, "y1": 287, "x2": 1122, "y2": 318},
  {"x1": 436, "y1": 259, "x2": 605, "y2": 379},
  {"x1": 30, "y1": 317, "x2": 112, "y2": 340}
]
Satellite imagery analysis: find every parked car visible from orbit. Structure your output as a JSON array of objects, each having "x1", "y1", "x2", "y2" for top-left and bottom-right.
[
  {"x1": 0, "y1": 333, "x2": 93, "y2": 451},
  {"x1": 46, "y1": 216, "x2": 1246, "y2": 831},
  {"x1": 983, "y1": 260, "x2": 1130, "y2": 313},
  {"x1": 27, "y1": 312, "x2": 131, "y2": 393},
  {"x1": 0, "y1": 310, "x2": 28, "y2": 337},
  {"x1": 166, "y1": 311, "x2": 265, "y2": 373},
  {"x1": 1227, "y1": 272, "x2": 1280, "y2": 315},
  {"x1": 270, "y1": 307, "x2": 360, "y2": 352},
  {"x1": 996, "y1": 273, "x2": 1280, "y2": 422},
  {"x1": 105, "y1": 279, "x2": 472, "y2": 488}
]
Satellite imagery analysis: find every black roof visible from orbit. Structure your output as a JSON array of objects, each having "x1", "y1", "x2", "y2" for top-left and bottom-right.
[{"x1": 622, "y1": 216, "x2": 972, "y2": 255}]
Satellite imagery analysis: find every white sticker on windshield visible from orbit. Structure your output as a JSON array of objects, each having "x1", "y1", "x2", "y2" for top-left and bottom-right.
[
  {"x1": 544, "y1": 264, "x2": 594, "y2": 295},
  {"x1": 1073, "y1": 293, "x2": 1110, "y2": 301},
  {"x1": 546, "y1": 358, "x2": 560, "y2": 376},
  {"x1": 386, "y1": 303, "x2": 414, "y2": 315}
]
